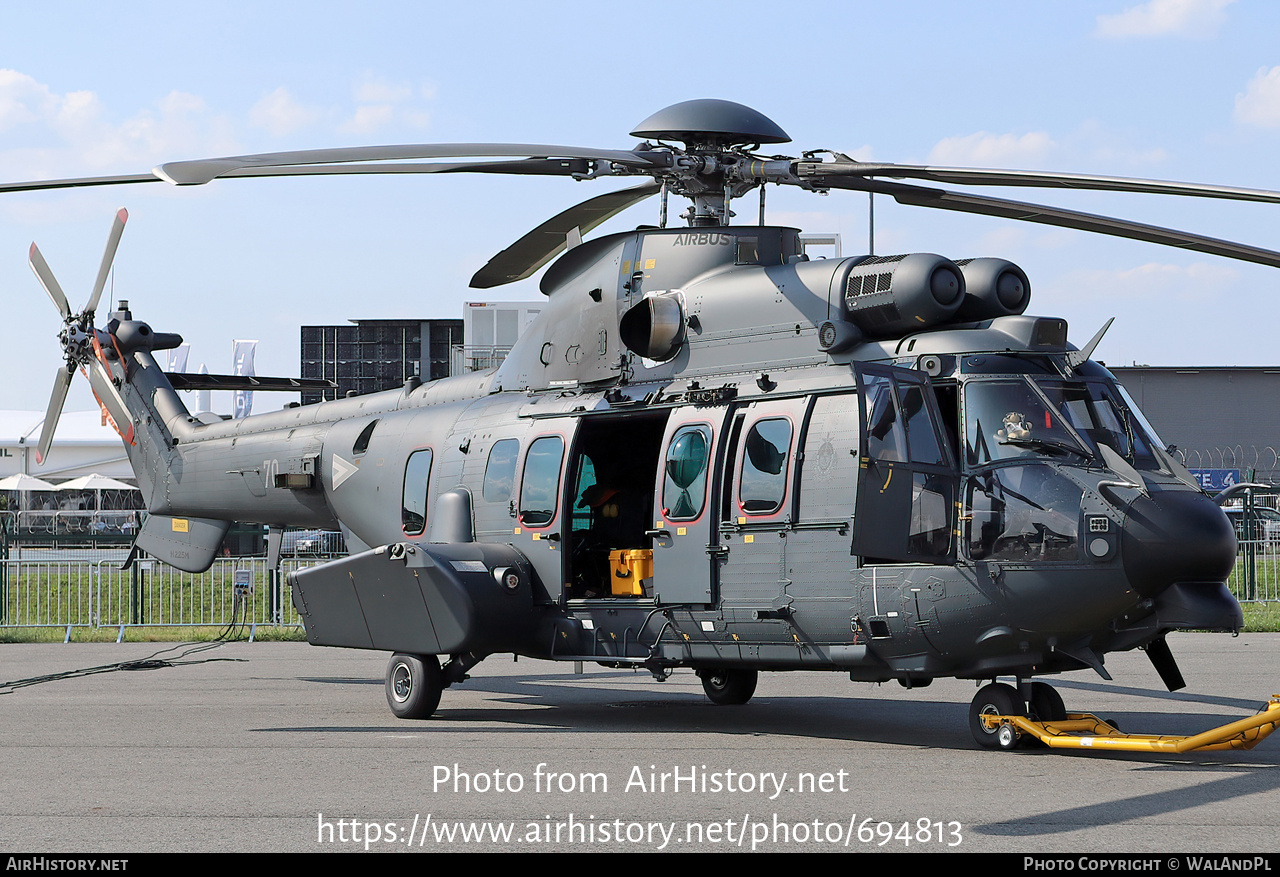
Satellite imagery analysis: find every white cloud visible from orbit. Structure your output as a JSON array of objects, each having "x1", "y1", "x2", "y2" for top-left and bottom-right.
[
  {"x1": 87, "y1": 90, "x2": 237, "y2": 168},
  {"x1": 0, "y1": 70, "x2": 87, "y2": 133},
  {"x1": 355, "y1": 76, "x2": 413, "y2": 104},
  {"x1": 0, "y1": 70, "x2": 238, "y2": 176},
  {"x1": 927, "y1": 131, "x2": 1054, "y2": 166},
  {"x1": 340, "y1": 104, "x2": 396, "y2": 135},
  {"x1": 1094, "y1": 0, "x2": 1234, "y2": 39},
  {"x1": 1050, "y1": 261, "x2": 1238, "y2": 302},
  {"x1": 250, "y1": 87, "x2": 321, "y2": 137},
  {"x1": 340, "y1": 75, "x2": 434, "y2": 135},
  {"x1": 1235, "y1": 66, "x2": 1280, "y2": 128}
]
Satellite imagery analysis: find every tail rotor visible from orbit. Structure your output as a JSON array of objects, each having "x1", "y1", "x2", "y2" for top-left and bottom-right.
[{"x1": 32, "y1": 209, "x2": 130, "y2": 464}]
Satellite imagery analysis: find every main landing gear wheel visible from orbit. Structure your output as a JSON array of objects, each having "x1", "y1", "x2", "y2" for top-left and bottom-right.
[
  {"x1": 385, "y1": 653, "x2": 443, "y2": 719},
  {"x1": 698, "y1": 668, "x2": 758, "y2": 705},
  {"x1": 1029, "y1": 681, "x2": 1066, "y2": 722},
  {"x1": 969, "y1": 682, "x2": 1024, "y2": 750}
]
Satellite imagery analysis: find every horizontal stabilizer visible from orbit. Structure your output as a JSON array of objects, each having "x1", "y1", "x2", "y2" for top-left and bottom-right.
[{"x1": 134, "y1": 514, "x2": 231, "y2": 573}]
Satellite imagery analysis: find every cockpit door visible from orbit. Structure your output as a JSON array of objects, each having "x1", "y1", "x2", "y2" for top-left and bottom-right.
[{"x1": 852, "y1": 363, "x2": 957, "y2": 564}]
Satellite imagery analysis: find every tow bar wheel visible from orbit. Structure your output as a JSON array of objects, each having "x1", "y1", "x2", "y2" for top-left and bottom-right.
[{"x1": 385, "y1": 653, "x2": 443, "y2": 719}]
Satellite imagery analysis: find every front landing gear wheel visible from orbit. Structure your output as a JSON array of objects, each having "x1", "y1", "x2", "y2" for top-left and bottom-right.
[
  {"x1": 698, "y1": 668, "x2": 758, "y2": 705},
  {"x1": 386, "y1": 653, "x2": 443, "y2": 719},
  {"x1": 969, "y1": 682, "x2": 1024, "y2": 750}
]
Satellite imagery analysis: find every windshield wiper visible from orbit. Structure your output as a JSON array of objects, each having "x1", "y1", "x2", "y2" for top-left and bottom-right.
[{"x1": 997, "y1": 437, "x2": 1091, "y2": 460}]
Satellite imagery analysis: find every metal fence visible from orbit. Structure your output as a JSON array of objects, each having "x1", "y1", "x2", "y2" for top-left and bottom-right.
[
  {"x1": 0, "y1": 542, "x2": 1274, "y2": 642},
  {"x1": 450, "y1": 344, "x2": 511, "y2": 374},
  {"x1": 1230, "y1": 537, "x2": 1280, "y2": 603},
  {"x1": 0, "y1": 555, "x2": 327, "y2": 637}
]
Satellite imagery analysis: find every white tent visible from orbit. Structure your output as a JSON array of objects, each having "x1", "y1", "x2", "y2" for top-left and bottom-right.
[
  {"x1": 57, "y1": 474, "x2": 136, "y2": 492},
  {"x1": 0, "y1": 473, "x2": 57, "y2": 492},
  {"x1": 58, "y1": 473, "x2": 139, "y2": 512}
]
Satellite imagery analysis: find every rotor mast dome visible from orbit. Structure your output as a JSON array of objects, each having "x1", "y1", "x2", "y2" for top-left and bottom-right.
[{"x1": 630, "y1": 99, "x2": 791, "y2": 147}]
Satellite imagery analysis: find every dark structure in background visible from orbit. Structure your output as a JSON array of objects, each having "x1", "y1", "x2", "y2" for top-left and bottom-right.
[
  {"x1": 300, "y1": 319, "x2": 462, "y2": 405},
  {"x1": 1112, "y1": 366, "x2": 1280, "y2": 483}
]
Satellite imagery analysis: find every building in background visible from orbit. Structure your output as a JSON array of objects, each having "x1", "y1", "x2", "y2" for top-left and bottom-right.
[
  {"x1": 299, "y1": 318, "x2": 463, "y2": 405},
  {"x1": 454, "y1": 302, "x2": 543, "y2": 373},
  {"x1": 1111, "y1": 366, "x2": 1280, "y2": 483}
]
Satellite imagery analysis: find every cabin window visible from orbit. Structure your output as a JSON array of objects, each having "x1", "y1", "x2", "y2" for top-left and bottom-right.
[
  {"x1": 401, "y1": 448, "x2": 433, "y2": 535},
  {"x1": 353, "y1": 420, "x2": 379, "y2": 455},
  {"x1": 663, "y1": 425, "x2": 711, "y2": 520},
  {"x1": 519, "y1": 436, "x2": 564, "y2": 527},
  {"x1": 483, "y1": 439, "x2": 519, "y2": 502},
  {"x1": 739, "y1": 418, "x2": 791, "y2": 515}
]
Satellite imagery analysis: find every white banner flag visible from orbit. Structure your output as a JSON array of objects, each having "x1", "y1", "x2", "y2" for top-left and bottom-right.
[
  {"x1": 167, "y1": 343, "x2": 190, "y2": 373},
  {"x1": 232, "y1": 339, "x2": 257, "y2": 419}
]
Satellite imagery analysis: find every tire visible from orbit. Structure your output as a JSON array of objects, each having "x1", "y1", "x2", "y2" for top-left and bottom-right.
[
  {"x1": 1029, "y1": 681, "x2": 1066, "y2": 722},
  {"x1": 385, "y1": 653, "x2": 443, "y2": 720},
  {"x1": 699, "y1": 668, "x2": 758, "y2": 705},
  {"x1": 969, "y1": 682, "x2": 1023, "y2": 750}
]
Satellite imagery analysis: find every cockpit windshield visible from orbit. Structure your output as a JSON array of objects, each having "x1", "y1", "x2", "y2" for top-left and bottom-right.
[
  {"x1": 964, "y1": 379, "x2": 1090, "y2": 466},
  {"x1": 1036, "y1": 379, "x2": 1157, "y2": 468},
  {"x1": 964, "y1": 376, "x2": 1161, "y2": 470}
]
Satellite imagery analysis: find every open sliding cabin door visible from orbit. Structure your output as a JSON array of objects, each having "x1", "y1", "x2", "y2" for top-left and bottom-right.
[{"x1": 852, "y1": 363, "x2": 957, "y2": 565}]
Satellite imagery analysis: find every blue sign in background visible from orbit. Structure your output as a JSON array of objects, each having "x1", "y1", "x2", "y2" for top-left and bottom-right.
[{"x1": 1187, "y1": 468, "x2": 1241, "y2": 491}]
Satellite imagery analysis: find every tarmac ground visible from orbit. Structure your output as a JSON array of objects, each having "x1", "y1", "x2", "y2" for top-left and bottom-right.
[{"x1": 1, "y1": 633, "x2": 1277, "y2": 853}]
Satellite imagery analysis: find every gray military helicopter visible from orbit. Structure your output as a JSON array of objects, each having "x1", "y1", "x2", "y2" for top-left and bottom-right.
[{"x1": 18, "y1": 99, "x2": 1271, "y2": 749}]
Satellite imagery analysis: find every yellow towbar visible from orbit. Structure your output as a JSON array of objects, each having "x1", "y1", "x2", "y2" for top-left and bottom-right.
[{"x1": 980, "y1": 696, "x2": 1280, "y2": 752}]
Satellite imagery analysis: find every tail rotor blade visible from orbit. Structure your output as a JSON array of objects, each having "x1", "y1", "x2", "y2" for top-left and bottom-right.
[
  {"x1": 35, "y1": 364, "x2": 75, "y2": 465},
  {"x1": 87, "y1": 358, "x2": 135, "y2": 445},
  {"x1": 86, "y1": 208, "x2": 128, "y2": 317},
  {"x1": 29, "y1": 243, "x2": 71, "y2": 320}
]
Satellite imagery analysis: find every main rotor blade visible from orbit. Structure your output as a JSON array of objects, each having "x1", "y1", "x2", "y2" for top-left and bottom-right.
[
  {"x1": 0, "y1": 173, "x2": 160, "y2": 195},
  {"x1": 35, "y1": 364, "x2": 75, "y2": 465},
  {"x1": 157, "y1": 143, "x2": 665, "y2": 186},
  {"x1": 86, "y1": 208, "x2": 128, "y2": 317},
  {"x1": 801, "y1": 160, "x2": 1280, "y2": 205},
  {"x1": 470, "y1": 182, "x2": 662, "y2": 289},
  {"x1": 815, "y1": 176, "x2": 1280, "y2": 269},
  {"x1": 212, "y1": 158, "x2": 594, "y2": 180},
  {"x1": 29, "y1": 243, "x2": 71, "y2": 320}
]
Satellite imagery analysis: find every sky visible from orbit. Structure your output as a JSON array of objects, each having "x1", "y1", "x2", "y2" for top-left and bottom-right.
[{"x1": 1, "y1": 0, "x2": 1278, "y2": 415}]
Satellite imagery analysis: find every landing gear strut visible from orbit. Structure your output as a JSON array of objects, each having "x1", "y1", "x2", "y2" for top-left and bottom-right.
[{"x1": 969, "y1": 679, "x2": 1068, "y2": 749}]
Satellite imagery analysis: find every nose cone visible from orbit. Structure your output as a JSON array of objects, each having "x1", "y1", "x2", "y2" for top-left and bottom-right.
[{"x1": 1121, "y1": 490, "x2": 1237, "y2": 597}]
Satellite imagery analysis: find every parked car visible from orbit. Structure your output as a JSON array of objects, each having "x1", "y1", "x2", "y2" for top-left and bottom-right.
[
  {"x1": 1224, "y1": 506, "x2": 1280, "y2": 543},
  {"x1": 281, "y1": 529, "x2": 347, "y2": 556}
]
